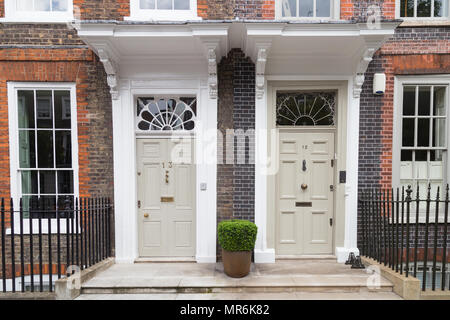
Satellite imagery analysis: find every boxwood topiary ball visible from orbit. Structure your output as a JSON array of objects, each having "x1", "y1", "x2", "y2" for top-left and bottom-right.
[{"x1": 218, "y1": 219, "x2": 257, "y2": 252}]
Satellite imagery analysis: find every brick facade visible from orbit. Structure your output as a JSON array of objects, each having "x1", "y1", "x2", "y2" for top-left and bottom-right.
[
  {"x1": 217, "y1": 49, "x2": 256, "y2": 258},
  {"x1": 357, "y1": 26, "x2": 450, "y2": 248}
]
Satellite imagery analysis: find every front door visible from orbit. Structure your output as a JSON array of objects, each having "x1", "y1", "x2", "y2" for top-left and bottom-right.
[
  {"x1": 137, "y1": 138, "x2": 196, "y2": 257},
  {"x1": 276, "y1": 131, "x2": 334, "y2": 255}
]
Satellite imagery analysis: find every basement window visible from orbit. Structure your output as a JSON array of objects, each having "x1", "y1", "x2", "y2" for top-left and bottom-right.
[{"x1": 2, "y1": 0, "x2": 74, "y2": 22}]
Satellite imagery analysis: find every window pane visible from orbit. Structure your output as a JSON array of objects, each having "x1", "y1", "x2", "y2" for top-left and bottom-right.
[
  {"x1": 18, "y1": 90, "x2": 35, "y2": 129},
  {"x1": 37, "y1": 130, "x2": 54, "y2": 168},
  {"x1": 316, "y1": 0, "x2": 330, "y2": 17},
  {"x1": 415, "y1": 151, "x2": 428, "y2": 181},
  {"x1": 35, "y1": 0, "x2": 51, "y2": 11},
  {"x1": 174, "y1": 0, "x2": 190, "y2": 10},
  {"x1": 299, "y1": 0, "x2": 314, "y2": 17},
  {"x1": 400, "y1": 0, "x2": 415, "y2": 16},
  {"x1": 57, "y1": 171, "x2": 73, "y2": 194},
  {"x1": 21, "y1": 171, "x2": 38, "y2": 194},
  {"x1": 403, "y1": 86, "x2": 416, "y2": 116},
  {"x1": 435, "y1": 0, "x2": 449, "y2": 16},
  {"x1": 402, "y1": 118, "x2": 415, "y2": 146},
  {"x1": 39, "y1": 196, "x2": 57, "y2": 217},
  {"x1": 157, "y1": 0, "x2": 172, "y2": 9},
  {"x1": 401, "y1": 150, "x2": 413, "y2": 161},
  {"x1": 282, "y1": 0, "x2": 297, "y2": 17},
  {"x1": 36, "y1": 91, "x2": 53, "y2": 128},
  {"x1": 432, "y1": 118, "x2": 446, "y2": 147},
  {"x1": 40, "y1": 170, "x2": 56, "y2": 194},
  {"x1": 19, "y1": 130, "x2": 36, "y2": 168},
  {"x1": 17, "y1": 0, "x2": 34, "y2": 10},
  {"x1": 417, "y1": 0, "x2": 432, "y2": 16},
  {"x1": 418, "y1": 86, "x2": 431, "y2": 116},
  {"x1": 417, "y1": 118, "x2": 430, "y2": 147},
  {"x1": 52, "y1": 0, "x2": 67, "y2": 11},
  {"x1": 54, "y1": 91, "x2": 71, "y2": 128},
  {"x1": 140, "y1": 0, "x2": 155, "y2": 9},
  {"x1": 433, "y1": 86, "x2": 446, "y2": 116},
  {"x1": 430, "y1": 149, "x2": 443, "y2": 161},
  {"x1": 55, "y1": 131, "x2": 72, "y2": 168}
]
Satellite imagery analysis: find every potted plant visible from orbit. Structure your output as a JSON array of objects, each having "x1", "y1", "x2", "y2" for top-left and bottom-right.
[{"x1": 218, "y1": 219, "x2": 257, "y2": 278}]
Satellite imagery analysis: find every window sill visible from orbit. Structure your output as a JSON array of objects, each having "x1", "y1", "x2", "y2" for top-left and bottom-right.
[
  {"x1": 124, "y1": 12, "x2": 202, "y2": 22},
  {"x1": 0, "y1": 16, "x2": 73, "y2": 24},
  {"x1": 398, "y1": 18, "x2": 450, "y2": 27}
]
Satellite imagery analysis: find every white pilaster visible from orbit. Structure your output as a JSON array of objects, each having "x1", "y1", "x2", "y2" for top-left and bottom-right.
[
  {"x1": 195, "y1": 85, "x2": 218, "y2": 263},
  {"x1": 112, "y1": 80, "x2": 138, "y2": 263},
  {"x1": 336, "y1": 77, "x2": 360, "y2": 263}
]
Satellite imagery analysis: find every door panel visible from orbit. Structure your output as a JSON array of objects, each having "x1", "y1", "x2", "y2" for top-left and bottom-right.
[
  {"x1": 277, "y1": 132, "x2": 334, "y2": 255},
  {"x1": 137, "y1": 138, "x2": 196, "y2": 257}
]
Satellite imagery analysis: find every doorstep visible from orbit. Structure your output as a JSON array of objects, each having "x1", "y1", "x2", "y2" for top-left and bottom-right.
[{"x1": 80, "y1": 259, "x2": 395, "y2": 295}]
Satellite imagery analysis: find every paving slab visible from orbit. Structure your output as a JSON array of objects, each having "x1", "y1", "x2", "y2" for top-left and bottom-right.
[
  {"x1": 81, "y1": 260, "x2": 396, "y2": 296},
  {"x1": 75, "y1": 291, "x2": 402, "y2": 300}
]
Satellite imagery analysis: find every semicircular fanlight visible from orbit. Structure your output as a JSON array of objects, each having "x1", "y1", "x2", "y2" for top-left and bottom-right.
[
  {"x1": 136, "y1": 97, "x2": 196, "y2": 131},
  {"x1": 276, "y1": 92, "x2": 335, "y2": 126}
]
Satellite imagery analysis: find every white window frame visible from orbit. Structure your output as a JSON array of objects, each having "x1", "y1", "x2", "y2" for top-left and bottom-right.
[
  {"x1": 7, "y1": 82, "x2": 79, "y2": 234},
  {"x1": 393, "y1": 75, "x2": 450, "y2": 222},
  {"x1": 1, "y1": 0, "x2": 74, "y2": 23},
  {"x1": 395, "y1": 0, "x2": 449, "y2": 20},
  {"x1": 275, "y1": 0, "x2": 341, "y2": 20},
  {"x1": 126, "y1": 0, "x2": 201, "y2": 21}
]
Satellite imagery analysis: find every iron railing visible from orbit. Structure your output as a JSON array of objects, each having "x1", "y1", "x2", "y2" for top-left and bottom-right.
[
  {"x1": 359, "y1": 185, "x2": 449, "y2": 291},
  {"x1": 0, "y1": 196, "x2": 113, "y2": 293}
]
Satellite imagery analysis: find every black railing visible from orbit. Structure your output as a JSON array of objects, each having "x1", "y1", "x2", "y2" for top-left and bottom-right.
[
  {"x1": 359, "y1": 185, "x2": 449, "y2": 291},
  {"x1": 0, "y1": 196, "x2": 113, "y2": 293}
]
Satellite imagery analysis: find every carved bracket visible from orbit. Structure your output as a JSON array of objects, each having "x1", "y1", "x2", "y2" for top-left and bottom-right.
[
  {"x1": 207, "y1": 48, "x2": 218, "y2": 99},
  {"x1": 255, "y1": 48, "x2": 267, "y2": 99},
  {"x1": 353, "y1": 47, "x2": 376, "y2": 99},
  {"x1": 97, "y1": 48, "x2": 119, "y2": 100}
]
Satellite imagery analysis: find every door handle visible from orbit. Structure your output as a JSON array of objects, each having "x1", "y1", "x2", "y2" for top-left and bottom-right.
[
  {"x1": 144, "y1": 213, "x2": 149, "y2": 218},
  {"x1": 301, "y1": 183, "x2": 308, "y2": 190},
  {"x1": 302, "y1": 160, "x2": 306, "y2": 172}
]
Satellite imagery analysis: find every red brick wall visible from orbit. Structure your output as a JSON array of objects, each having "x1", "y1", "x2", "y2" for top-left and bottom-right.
[
  {"x1": 341, "y1": 0, "x2": 395, "y2": 20},
  {"x1": 0, "y1": 47, "x2": 114, "y2": 200},
  {"x1": 73, "y1": 0, "x2": 130, "y2": 20},
  {"x1": 0, "y1": 0, "x2": 4, "y2": 18}
]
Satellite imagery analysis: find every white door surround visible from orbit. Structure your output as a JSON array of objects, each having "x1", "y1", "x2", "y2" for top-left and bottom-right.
[{"x1": 255, "y1": 81, "x2": 352, "y2": 263}]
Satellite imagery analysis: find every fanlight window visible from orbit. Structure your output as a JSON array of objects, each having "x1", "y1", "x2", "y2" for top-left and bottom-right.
[
  {"x1": 276, "y1": 92, "x2": 336, "y2": 126},
  {"x1": 136, "y1": 97, "x2": 196, "y2": 131}
]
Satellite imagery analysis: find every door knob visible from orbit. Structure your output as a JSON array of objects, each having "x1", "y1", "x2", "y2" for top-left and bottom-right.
[
  {"x1": 144, "y1": 213, "x2": 149, "y2": 218},
  {"x1": 301, "y1": 183, "x2": 308, "y2": 190}
]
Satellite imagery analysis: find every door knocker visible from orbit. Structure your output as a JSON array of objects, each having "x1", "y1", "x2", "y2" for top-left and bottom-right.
[{"x1": 302, "y1": 160, "x2": 307, "y2": 172}]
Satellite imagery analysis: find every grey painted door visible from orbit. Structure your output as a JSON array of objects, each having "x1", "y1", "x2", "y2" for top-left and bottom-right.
[
  {"x1": 277, "y1": 132, "x2": 335, "y2": 255},
  {"x1": 137, "y1": 138, "x2": 196, "y2": 257}
]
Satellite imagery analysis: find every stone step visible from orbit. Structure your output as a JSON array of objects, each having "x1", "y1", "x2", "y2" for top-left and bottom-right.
[{"x1": 81, "y1": 276, "x2": 394, "y2": 295}]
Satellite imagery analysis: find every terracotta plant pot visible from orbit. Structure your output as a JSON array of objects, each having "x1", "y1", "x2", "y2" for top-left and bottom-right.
[{"x1": 222, "y1": 249, "x2": 252, "y2": 278}]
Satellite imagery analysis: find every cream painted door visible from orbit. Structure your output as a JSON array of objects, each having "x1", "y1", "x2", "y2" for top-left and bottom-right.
[
  {"x1": 137, "y1": 138, "x2": 196, "y2": 257},
  {"x1": 277, "y1": 132, "x2": 334, "y2": 255}
]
